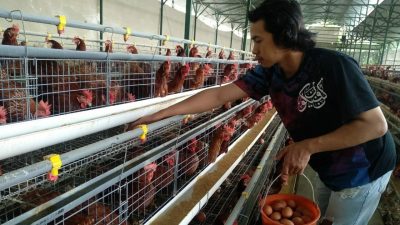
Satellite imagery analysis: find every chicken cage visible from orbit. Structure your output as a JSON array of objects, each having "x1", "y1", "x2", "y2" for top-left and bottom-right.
[
  {"x1": 0, "y1": 96, "x2": 275, "y2": 225},
  {"x1": 0, "y1": 52, "x2": 252, "y2": 124},
  {"x1": 0, "y1": 7, "x2": 283, "y2": 225},
  {"x1": 364, "y1": 74, "x2": 400, "y2": 147},
  {"x1": 367, "y1": 77, "x2": 400, "y2": 225},
  {"x1": 362, "y1": 64, "x2": 400, "y2": 225},
  {"x1": 0, "y1": 46, "x2": 256, "y2": 161},
  {"x1": 188, "y1": 117, "x2": 284, "y2": 225},
  {"x1": 0, "y1": 7, "x2": 255, "y2": 127}
]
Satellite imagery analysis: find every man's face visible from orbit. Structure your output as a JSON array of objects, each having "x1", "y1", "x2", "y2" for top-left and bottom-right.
[{"x1": 250, "y1": 20, "x2": 284, "y2": 68}]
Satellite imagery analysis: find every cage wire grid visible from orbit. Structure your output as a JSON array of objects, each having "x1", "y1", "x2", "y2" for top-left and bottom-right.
[
  {"x1": 1, "y1": 55, "x2": 253, "y2": 125},
  {"x1": 188, "y1": 116, "x2": 281, "y2": 225},
  {"x1": 1, "y1": 97, "x2": 267, "y2": 224}
]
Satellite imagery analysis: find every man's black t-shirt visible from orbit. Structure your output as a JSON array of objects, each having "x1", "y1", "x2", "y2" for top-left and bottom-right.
[{"x1": 234, "y1": 48, "x2": 396, "y2": 191}]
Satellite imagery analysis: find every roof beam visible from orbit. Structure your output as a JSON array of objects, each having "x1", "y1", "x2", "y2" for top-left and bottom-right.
[
  {"x1": 211, "y1": 5, "x2": 244, "y2": 15},
  {"x1": 214, "y1": 13, "x2": 246, "y2": 16}
]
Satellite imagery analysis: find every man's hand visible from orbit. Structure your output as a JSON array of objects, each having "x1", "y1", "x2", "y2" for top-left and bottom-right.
[
  {"x1": 125, "y1": 114, "x2": 161, "y2": 131},
  {"x1": 124, "y1": 83, "x2": 249, "y2": 132},
  {"x1": 275, "y1": 139, "x2": 313, "y2": 185}
]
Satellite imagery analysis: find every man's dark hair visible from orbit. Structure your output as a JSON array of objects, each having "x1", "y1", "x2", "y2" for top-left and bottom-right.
[{"x1": 248, "y1": 0, "x2": 316, "y2": 51}]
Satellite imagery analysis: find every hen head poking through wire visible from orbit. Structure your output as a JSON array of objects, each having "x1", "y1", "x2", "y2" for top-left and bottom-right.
[
  {"x1": 0, "y1": 106, "x2": 7, "y2": 124},
  {"x1": 2, "y1": 24, "x2": 19, "y2": 45}
]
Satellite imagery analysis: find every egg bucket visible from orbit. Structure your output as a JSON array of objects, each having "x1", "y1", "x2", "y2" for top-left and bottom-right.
[{"x1": 260, "y1": 174, "x2": 320, "y2": 225}]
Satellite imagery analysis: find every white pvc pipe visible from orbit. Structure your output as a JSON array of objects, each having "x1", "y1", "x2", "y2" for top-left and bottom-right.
[
  {"x1": 0, "y1": 115, "x2": 184, "y2": 192},
  {"x1": 0, "y1": 9, "x2": 253, "y2": 56},
  {"x1": 0, "y1": 90, "x2": 199, "y2": 140},
  {"x1": 16, "y1": 30, "x2": 171, "y2": 51},
  {"x1": 0, "y1": 89, "x2": 207, "y2": 160}
]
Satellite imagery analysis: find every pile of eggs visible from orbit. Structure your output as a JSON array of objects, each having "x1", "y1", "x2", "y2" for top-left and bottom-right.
[{"x1": 263, "y1": 199, "x2": 314, "y2": 225}]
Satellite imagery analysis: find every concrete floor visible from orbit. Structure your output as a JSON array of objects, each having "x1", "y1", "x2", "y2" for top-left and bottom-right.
[{"x1": 292, "y1": 167, "x2": 384, "y2": 225}]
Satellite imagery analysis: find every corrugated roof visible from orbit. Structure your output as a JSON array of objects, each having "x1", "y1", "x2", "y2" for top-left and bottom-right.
[{"x1": 171, "y1": 0, "x2": 400, "y2": 45}]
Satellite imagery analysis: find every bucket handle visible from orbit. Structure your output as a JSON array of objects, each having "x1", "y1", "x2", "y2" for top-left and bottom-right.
[{"x1": 261, "y1": 173, "x2": 316, "y2": 209}]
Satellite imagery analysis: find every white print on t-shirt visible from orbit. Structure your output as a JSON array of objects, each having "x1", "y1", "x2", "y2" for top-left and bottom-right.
[{"x1": 297, "y1": 78, "x2": 327, "y2": 112}]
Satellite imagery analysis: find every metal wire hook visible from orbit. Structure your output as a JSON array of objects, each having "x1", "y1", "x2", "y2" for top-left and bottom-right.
[{"x1": 102, "y1": 26, "x2": 114, "y2": 55}]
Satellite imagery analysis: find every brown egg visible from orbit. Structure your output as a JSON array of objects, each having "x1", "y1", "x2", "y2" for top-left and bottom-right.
[
  {"x1": 292, "y1": 217, "x2": 304, "y2": 225},
  {"x1": 281, "y1": 207, "x2": 293, "y2": 218},
  {"x1": 280, "y1": 218, "x2": 295, "y2": 225},
  {"x1": 272, "y1": 200, "x2": 287, "y2": 211},
  {"x1": 196, "y1": 211, "x2": 206, "y2": 222},
  {"x1": 270, "y1": 212, "x2": 282, "y2": 221},
  {"x1": 264, "y1": 205, "x2": 273, "y2": 216},
  {"x1": 277, "y1": 200, "x2": 287, "y2": 207},
  {"x1": 287, "y1": 199, "x2": 297, "y2": 208}
]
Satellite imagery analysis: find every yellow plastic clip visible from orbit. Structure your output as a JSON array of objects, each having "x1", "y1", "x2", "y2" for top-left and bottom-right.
[
  {"x1": 57, "y1": 15, "x2": 67, "y2": 35},
  {"x1": 137, "y1": 124, "x2": 148, "y2": 143},
  {"x1": 44, "y1": 154, "x2": 62, "y2": 182},
  {"x1": 46, "y1": 33, "x2": 52, "y2": 41},
  {"x1": 242, "y1": 192, "x2": 249, "y2": 199},
  {"x1": 162, "y1": 35, "x2": 170, "y2": 46},
  {"x1": 124, "y1": 27, "x2": 131, "y2": 42}
]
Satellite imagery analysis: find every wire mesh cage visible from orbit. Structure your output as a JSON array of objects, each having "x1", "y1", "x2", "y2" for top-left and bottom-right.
[
  {"x1": 0, "y1": 21, "x2": 256, "y2": 125},
  {"x1": 32, "y1": 58, "x2": 153, "y2": 114},
  {"x1": 0, "y1": 58, "x2": 35, "y2": 124},
  {"x1": 367, "y1": 76, "x2": 400, "y2": 117},
  {"x1": 0, "y1": 96, "x2": 273, "y2": 225},
  {"x1": 188, "y1": 116, "x2": 282, "y2": 225},
  {"x1": 0, "y1": 54, "x2": 255, "y2": 125},
  {"x1": 366, "y1": 75, "x2": 400, "y2": 148},
  {"x1": 0, "y1": 12, "x2": 258, "y2": 225}
]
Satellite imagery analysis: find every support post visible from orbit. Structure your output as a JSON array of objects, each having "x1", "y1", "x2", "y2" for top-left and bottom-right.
[
  {"x1": 214, "y1": 13, "x2": 221, "y2": 52},
  {"x1": 193, "y1": 4, "x2": 208, "y2": 41},
  {"x1": 99, "y1": 0, "x2": 103, "y2": 51},
  {"x1": 230, "y1": 24, "x2": 234, "y2": 48},
  {"x1": 379, "y1": 0, "x2": 395, "y2": 64},
  {"x1": 367, "y1": 1, "x2": 380, "y2": 64},
  {"x1": 159, "y1": 0, "x2": 168, "y2": 50},
  {"x1": 184, "y1": 0, "x2": 192, "y2": 55},
  {"x1": 358, "y1": 0, "x2": 370, "y2": 63},
  {"x1": 384, "y1": 43, "x2": 391, "y2": 65},
  {"x1": 393, "y1": 41, "x2": 399, "y2": 67},
  {"x1": 215, "y1": 24, "x2": 219, "y2": 48},
  {"x1": 241, "y1": 0, "x2": 251, "y2": 59}
]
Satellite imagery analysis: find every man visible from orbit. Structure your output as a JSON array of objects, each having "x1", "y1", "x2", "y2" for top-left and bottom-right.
[{"x1": 130, "y1": 0, "x2": 396, "y2": 224}]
